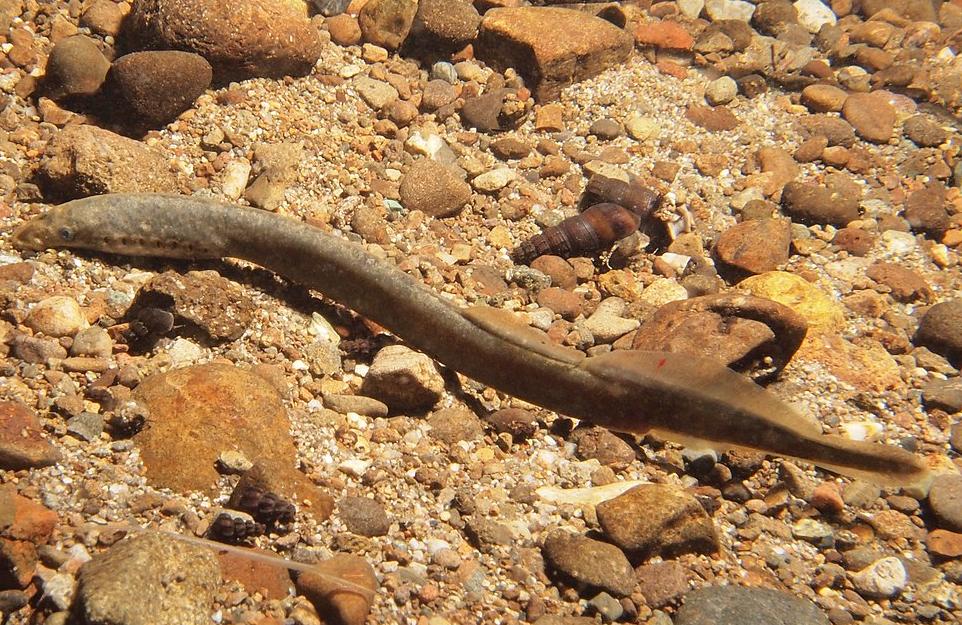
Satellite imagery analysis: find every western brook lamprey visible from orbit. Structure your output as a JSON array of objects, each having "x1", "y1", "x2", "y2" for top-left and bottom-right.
[{"x1": 12, "y1": 193, "x2": 932, "y2": 492}]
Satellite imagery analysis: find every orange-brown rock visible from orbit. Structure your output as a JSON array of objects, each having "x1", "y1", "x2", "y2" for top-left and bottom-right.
[
  {"x1": 126, "y1": 0, "x2": 322, "y2": 81},
  {"x1": 133, "y1": 363, "x2": 332, "y2": 518},
  {"x1": 0, "y1": 400, "x2": 61, "y2": 470},
  {"x1": 476, "y1": 7, "x2": 632, "y2": 101}
]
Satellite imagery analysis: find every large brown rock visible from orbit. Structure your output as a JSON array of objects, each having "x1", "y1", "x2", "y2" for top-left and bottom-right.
[
  {"x1": 109, "y1": 50, "x2": 212, "y2": 125},
  {"x1": 596, "y1": 484, "x2": 719, "y2": 558},
  {"x1": 125, "y1": 0, "x2": 322, "y2": 81},
  {"x1": 631, "y1": 292, "x2": 807, "y2": 380},
  {"x1": 75, "y1": 532, "x2": 220, "y2": 625},
  {"x1": 358, "y1": 0, "x2": 419, "y2": 50},
  {"x1": 133, "y1": 363, "x2": 333, "y2": 518},
  {"x1": 40, "y1": 125, "x2": 178, "y2": 199},
  {"x1": 476, "y1": 7, "x2": 633, "y2": 102}
]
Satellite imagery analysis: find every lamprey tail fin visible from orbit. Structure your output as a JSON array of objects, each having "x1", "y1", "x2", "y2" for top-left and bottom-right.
[
  {"x1": 583, "y1": 349, "x2": 821, "y2": 436},
  {"x1": 581, "y1": 350, "x2": 931, "y2": 491}
]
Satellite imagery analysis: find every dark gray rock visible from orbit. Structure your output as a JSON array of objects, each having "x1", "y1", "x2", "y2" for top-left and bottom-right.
[{"x1": 675, "y1": 586, "x2": 830, "y2": 625}]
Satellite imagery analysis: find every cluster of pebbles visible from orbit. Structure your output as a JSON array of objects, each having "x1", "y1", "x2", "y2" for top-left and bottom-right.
[{"x1": 2, "y1": 0, "x2": 962, "y2": 624}]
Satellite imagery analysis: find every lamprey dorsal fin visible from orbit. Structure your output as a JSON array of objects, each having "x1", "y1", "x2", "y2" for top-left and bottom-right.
[{"x1": 462, "y1": 305, "x2": 585, "y2": 365}]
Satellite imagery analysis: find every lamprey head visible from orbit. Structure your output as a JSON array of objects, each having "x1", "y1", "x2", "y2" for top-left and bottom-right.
[{"x1": 11, "y1": 205, "x2": 77, "y2": 251}]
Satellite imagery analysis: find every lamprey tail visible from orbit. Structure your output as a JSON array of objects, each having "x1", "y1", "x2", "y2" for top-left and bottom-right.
[{"x1": 580, "y1": 349, "x2": 931, "y2": 489}]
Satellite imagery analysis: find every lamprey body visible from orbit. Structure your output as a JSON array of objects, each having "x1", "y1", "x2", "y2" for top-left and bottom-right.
[{"x1": 13, "y1": 193, "x2": 932, "y2": 491}]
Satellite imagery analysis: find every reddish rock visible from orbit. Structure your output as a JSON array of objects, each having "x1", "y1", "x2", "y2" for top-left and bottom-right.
[
  {"x1": 927, "y1": 529, "x2": 962, "y2": 558},
  {"x1": 217, "y1": 549, "x2": 294, "y2": 599},
  {"x1": 0, "y1": 488, "x2": 59, "y2": 543},
  {"x1": 0, "y1": 401, "x2": 61, "y2": 470},
  {"x1": 634, "y1": 20, "x2": 694, "y2": 50},
  {"x1": 635, "y1": 561, "x2": 689, "y2": 608},
  {"x1": 841, "y1": 92, "x2": 896, "y2": 144},
  {"x1": 0, "y1": 538, "x2": 38, "y2": 588},
  {"x1": 685, "y1": 105, "x2": 740, "y2": 131},
  {"x1": 536, "y1": 287, "x2": 584, "y2": 320},
  {"x1": 327, "y1": 14, "x2": 363, "y2": 46},
  {"x1": 133, "y1": 363, "x2": 333, "y2": 518},
  {"x1": 810, "y1": 482, "x2": 845, "y2": 514},
  {"x1": 715, "y1": 218, "x2": 791, "y2": 275},
  {"x1": 833, "y1": 227, "x2": 875, "y2": 256},
  {"x1": 476, "y1": 7, "x2": 633, "y2": 102},
  {"x1": 866, "y1": 262, "x2": 933, "y2": 302},
  {"x1": 800, "y1": 84, "x2": 849, "y2": 113}
]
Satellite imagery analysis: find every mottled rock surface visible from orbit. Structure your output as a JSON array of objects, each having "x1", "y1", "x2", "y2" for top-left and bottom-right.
[{"x1": 476, "y1": 7, "x2": 632, "y2": 101}]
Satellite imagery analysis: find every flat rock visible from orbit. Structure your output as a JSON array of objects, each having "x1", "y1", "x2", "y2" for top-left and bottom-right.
[
  {"x1": 921, "y1": 378, "x2": 962, "y2": 413},
  {"x1": 74, "y1": 531, "x2": 220, "y2": 625},
  {"x1": 685, "y1": 104, "x2": 740, "y2": 131},
  {"x1": 675, "y1": 586, "x2": 829, "y2": 625},
  {"x1": 715, "y1": 218, "x2": 791, "y2": 275},
  {"x1": 800, "y1": 83, "x2": 848, "y2": 113},
  {"x1": 109, "y1": 51, "x2": 212, "y2": 126},
  {"x1": 338, "y1": 496, "x2": 391, "y2": 537},
  {"x1": 903, "y1": 115, "x2": 948, "y2": 147},
  {"x1": 133, "y1": 363, "x2": 332, "y2": 517},
  {"x1": 0, "y1": 487, "x2": 59, "y2": 544},
  {"x1": 596, "y1": 484, "x2": 719, "y2": 558},
  {"x1": 216, "y1": 548, "x2": 293, "y2": 600},
  {"x1": 541, "y1": 530, "x2": 635, "y2": 597},
  {"x1": 40, "y1": 125, "x2": 177, "y2": 199},
  {"x1": 866, "y1": 262, "x2": 932, "y2": 302},
  {"x1": 126, "y1": 0, "x2": 322, "y2": 81},
  {"x1": 399, "y1": 159, "x2": 472, "y2": 217},
  {"x1": 0, "y1": 401, "x2": 61, "y2": 470},
  {"x1": 634, "y1": 20, "x2": 694, "y2": 51},
  {"x1": 476, "y1": 7, "x2": 632, "y2": 102}
]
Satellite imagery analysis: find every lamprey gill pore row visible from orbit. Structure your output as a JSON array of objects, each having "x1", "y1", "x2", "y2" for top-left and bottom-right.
[{"x1": 12, "y1": 193, "x2": 933, "y2": 492}]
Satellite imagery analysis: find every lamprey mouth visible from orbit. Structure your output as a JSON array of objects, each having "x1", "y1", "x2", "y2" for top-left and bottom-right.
[{"x1": 11, "y1": 220, "x2": 52, "y2": 251}]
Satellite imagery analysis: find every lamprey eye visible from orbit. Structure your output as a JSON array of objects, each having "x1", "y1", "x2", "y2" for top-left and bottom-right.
[{"x1": 57, "y1": 226, "x2": 75, "y2": 242}]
